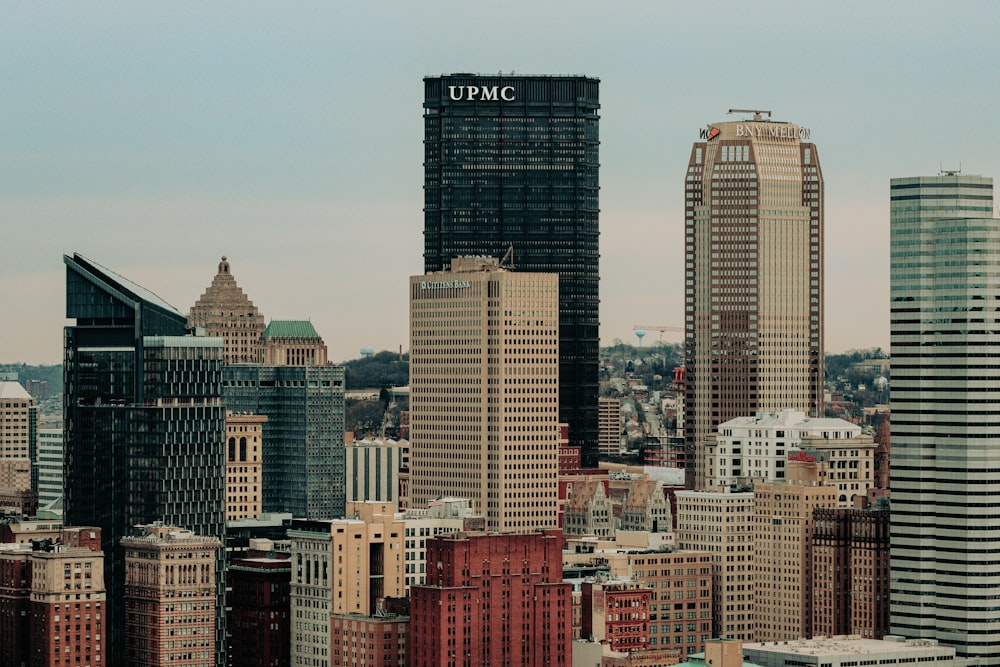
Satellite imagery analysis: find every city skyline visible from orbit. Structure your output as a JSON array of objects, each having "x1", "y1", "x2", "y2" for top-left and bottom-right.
[{"x1": 3, "y1": 1, "x2": 1000, "y2": 365}]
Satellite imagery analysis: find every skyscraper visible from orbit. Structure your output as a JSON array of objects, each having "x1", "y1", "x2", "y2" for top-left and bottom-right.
[
  {"x1": 63, "y1": 253, "x2": 227, "y2": 667},
  {"x1": 889, "y1": 173, "x2": 1000, "y2": 659},
  {"x1": 188, "y1": 256, "x2": 265, "y2": 365},
  {"x1": 423, "y1": 74, "x2": 601, "y2": 466},
  {"x1": 684, "y1": 111, "x2": 824, "y2": 490},
  {"x1": 409, "y1": 256, "x2": 559, "y2": 532}
]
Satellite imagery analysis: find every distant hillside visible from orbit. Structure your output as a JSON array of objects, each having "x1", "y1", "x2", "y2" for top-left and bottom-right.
[
  {"x1": 343, "y1": 351, "x2": 409, "y2": 390},
  {"x1": 0, "y1": 364, "x2": 62, "y2": 395}
]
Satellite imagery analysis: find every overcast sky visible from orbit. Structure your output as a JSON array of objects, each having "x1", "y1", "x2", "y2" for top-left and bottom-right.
[{"x1": 2, "y1": 1, "x2": 998, "y2": 365}]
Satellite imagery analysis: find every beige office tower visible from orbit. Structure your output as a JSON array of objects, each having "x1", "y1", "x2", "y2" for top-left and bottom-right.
[
  {"x1": 752, "y1": 460, "x2": 837, "y2": 641},
  {"x1": 675, "y1": 489, "x2": 755, "y2": 641},
  {"x1": 188, "y1": 256, "x2": 266, "y2": 364},
  {"x1": 598, "y1": 396, "x2": 622, "y2": 457},
  {"x1": 684, "y1": 112, "x2": 824, "y2": 490},
  {"x1": 226, "y1": 411, "x2": 266, "y2": 521},
  {"x1": 409, "y1": 256, "x2": 559, "y2": 532},
  {"x1": 121, "y1": 524, "x2": 220, "y2": 667}
]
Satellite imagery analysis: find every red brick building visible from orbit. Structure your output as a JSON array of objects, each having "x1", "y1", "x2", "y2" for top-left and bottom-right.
[
  {"x1": 0, "y1": 527, "x2": 105, "y2": 667},
  {"x1": 330, "y1": 613, "x2": 408, "y2": 666},
  {"x1": 228, "y1": 556, "x2": 291, "y2": 667},
  {"x1": 410, "y1": 530, "x2": 571, "y2": 667},
  {"x1": 581, "y1": 579, "x2": 652, "y2": 652},
  {"x1": 812, "y1": 508, "x2": 890, "y2": 639}
]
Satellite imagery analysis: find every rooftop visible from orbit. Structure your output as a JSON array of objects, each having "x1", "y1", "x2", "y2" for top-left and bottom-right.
[{"x1": 262, "y1": 320, "x2": 321, "y2": 339}]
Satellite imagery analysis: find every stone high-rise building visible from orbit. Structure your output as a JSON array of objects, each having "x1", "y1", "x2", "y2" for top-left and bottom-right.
[
  {"x1": 752, "y1": 459, "x2": 837, "y2": 641},
  {"x1": 675, "y1": 489, "x2": 755, "y2": 641},
  {"x1": 0, "y1": 381, "x2": 37, "y2": 497},
  {"x1": 423, "y1": 74, "x2": 601, "y2": 467},
  {"x1": 122, "y1": 525, "x2": 220, "y2": 667},
  {"x1": 226, "y1": 412, "x2": 266, "y2": 521},
  {"x1": 889, "y1": 173, "x2": 1000, "y2": 659},
  {"x1": 63, "y1": 253, "x2": 228, "y2": 667},
  {"x1": 409, "y1": 256, "x2": 559, "y2": 532},
  {"x1": 684, "y1": 112, "x2": 824, "y2": 490},
  {"x1": 188, "y1": 256, "x2": 265, "y2": 365}
]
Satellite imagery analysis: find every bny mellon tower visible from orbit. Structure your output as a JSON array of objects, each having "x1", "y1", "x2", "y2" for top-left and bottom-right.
[{"x1": 684, "y1": 111, "x2": 824, "y2": 490}]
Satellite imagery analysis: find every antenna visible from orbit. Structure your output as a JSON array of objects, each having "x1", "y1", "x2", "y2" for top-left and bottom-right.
[{"x1": 728, "y1": 108, "x2": 772, "y2": 121}]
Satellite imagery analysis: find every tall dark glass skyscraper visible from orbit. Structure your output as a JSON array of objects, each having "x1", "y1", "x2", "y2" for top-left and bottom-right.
[
  {"x1": 63, "y1": 254, "x2": 227, "y2": 667},
  {"x1": 423, "y1": 74, "x2": 601, "y2": 465}
]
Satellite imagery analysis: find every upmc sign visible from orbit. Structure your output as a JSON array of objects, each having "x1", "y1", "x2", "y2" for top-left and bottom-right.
[{"x1": 448, "y1": 85, "x2": 515, "y2": 101}]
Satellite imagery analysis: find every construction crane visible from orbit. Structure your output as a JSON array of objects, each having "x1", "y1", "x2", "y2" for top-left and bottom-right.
[
  {"x1": 728, "y1": 108, "x2": 771, "y2": 121},
  {"x1": 633, "y1": 325, "x2": 683, "y2": 347}
]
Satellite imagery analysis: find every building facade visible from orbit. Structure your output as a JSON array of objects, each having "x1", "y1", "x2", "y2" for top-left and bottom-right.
[
  {"x1": 423, "y1": 74, "x2": 601, "y2": 466},
  {"x1": 222, "y1": 362, "x2": 345, "y2": 520},
  {"x1": 599, "y1": 397, "x2": 623, "y2": 458},
  {"x1": 410, "y1": 530, "x2": 571, "y2": 667},
  {"x1": 0, "y1": 382, "x2": 37, "y2": 491},
  {"x1": 409, "y1": 257, "x2": 559, "y2": 531},
  {"x1": 345, "y1": 438, "x2": 406, "y2": 508},
  {"x1": 188, "y1": 256, "x2": 266, "y2": 365},
  {"x1": 0, "y1": 528, "x2": 105, "y2": 667},
  {"x1": 675, "y1": 490, "x2": 754, "y2": 641},
  {"x1": 121, "y1": 525, "x2": 220, "y2": 667},
  {"x1": 706, "y1": 410, "x2": 874, "y2": 506},
  {"x1": 684, "y1": 113, "x2": 824, "y2": 490},
  {"x1": 752, "y1": 461, "x2": 837, "y2": 641},
  {"x1": 287, "y1": 504, "x2": 405, "y2": 666},
  {"x1": 63, "y1": 254, "x2": 227, "y2": 667},
  {"x1": 226, "y1": 412, "x2": 266, "y2": 521},
  {"x1": 812, "y1": 507, "x2": 890, "y2": 639},
  {"x1": 228, "y1": 553, "x2": 291, "y2": 667},
  {"x1": 889, "y1": 174, "x2": 1000, "y2": 659},
  {"x1": 36, "y1": 428, "x2": 63, "y2": 512}
]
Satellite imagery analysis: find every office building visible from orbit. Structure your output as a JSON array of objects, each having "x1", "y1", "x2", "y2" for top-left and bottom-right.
[
  {"x1": 36, "y1": 428, "x2": 63, "y2": 512},
  {"x1": 706, "y1": 410, "x2": 874, "y2": 505},
  {"x1": 226, "y1": 411, "x2": 265, "y2": 521},
  {"x1": 287, "y1": 502, "x2": 405, "y2": 666},
  {"x1": 121, "y1": 525, "x2": 220, "y2": 667},
  {"x1": 423, "y1": 74, "x2": 601, "y2": 466},
  {"x1": 752, "y1": 459, "x2": 837, "y2": 641},
  {"x1": 675, "y1": 489, "x2": 755, "y2": 641},
  {"x1": 889, "y1": 173, "x2": 1000, "y2": 658},
  {"x1": 345, "y1": 437, "x2": 406, "y2": 508},
  {"x1": 188, "y1": 256, "x2": 265, "y2": 365},
  {"x1": 409, "y1": 256, "x2": 559, "y2": 531},
  {"x1": 330, "y1": 614, "x2": 408, "y2": 667},
  {"x1": 63, "y1": 253, "x2": 227, "y2": 667},
  {"x1": 221, "y1": 325, "x2": 345, "y2": 520},
  {"x1": 812, "y1": 507, "x2": 890, "y2": 639},
  {"x1": 742, "y1": 637, "x2": 955, "y2": 667},
  {"x1": 684, "y1": 112, "x2": 824, "y2": 490},
  {"x1": 228, "y1": 546, "x2": 291, "y2": 667},
  {"x1": 410, "y1": 530, "x2": 571, "y2": 667},
  {"x1": 599, "y1": 396, "x2": 623, "y2": 458},
  {"x1": 0, "y1": 527, "x2": 105, "y2": 667},
  {"x1": 581, "y1": 579, "x2": 652, "y2": 652},
  {"x1": 0, "y1": 382, "x2": 37, "y2": 499}
]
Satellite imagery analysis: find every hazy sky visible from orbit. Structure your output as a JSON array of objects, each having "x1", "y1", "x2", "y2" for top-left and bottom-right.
[{"x1": 2, "y1": 1, "x2": 998, "y2": 365}]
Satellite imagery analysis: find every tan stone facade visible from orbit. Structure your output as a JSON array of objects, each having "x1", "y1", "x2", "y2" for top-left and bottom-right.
[
  {"x1": 121, "y1": 525, "x2": 220, "y2": 667},
  {"x1": 752, "y1": 461, "x2": 837, "y2": 641},
  {"x1": 599, "y1": 396, "x2": 623, "y2": 457},
  {"x1": 409, "y1": 257, "x2": 559, "y2": 532},
  {"x1": 188, "y1": 256, "x2": 266, "y2": 364},
  {"x1": 260, "y1": 320, "x2": 328, "y2": 366},
  {"x1": 674, "y1": 489, "x2": 755, "y2": 641},
  {"x1": 226, "y1": 411, "x2": 266, "y2": 521}
]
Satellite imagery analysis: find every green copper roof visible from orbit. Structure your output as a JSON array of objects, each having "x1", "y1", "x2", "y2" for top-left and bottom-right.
[{"x1": 263, "y1": 320, "x2": 320, "y2": 339}]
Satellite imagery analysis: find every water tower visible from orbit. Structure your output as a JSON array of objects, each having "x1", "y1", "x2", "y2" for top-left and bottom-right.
[{"x1": 635, "y1": 329, "x2": 646, "y2": 347}]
